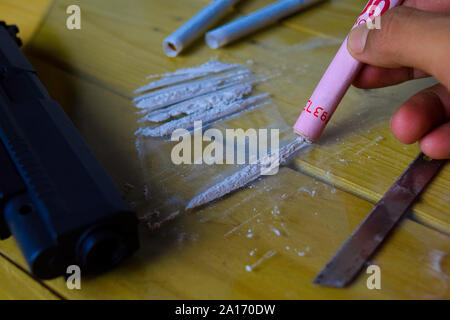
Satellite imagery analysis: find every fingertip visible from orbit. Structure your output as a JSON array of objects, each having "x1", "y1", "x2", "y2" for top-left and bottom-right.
[
  {"x1": 390, "y1": 105, "x2": 421, "y2": 144},
  {"x1": 419, "y1": 123, "x2": 450, "y2": 159},
  {"x1": 391, "y1": 90, "x2": 445, "y2": 144}
]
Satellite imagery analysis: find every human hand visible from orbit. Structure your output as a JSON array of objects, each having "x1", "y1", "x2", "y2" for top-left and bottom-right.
[{"x1": 347, "y1": 1, "x2": 450, "y2": 159}]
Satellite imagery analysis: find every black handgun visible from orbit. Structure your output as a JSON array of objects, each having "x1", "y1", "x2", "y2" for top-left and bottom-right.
[{"x1": 0, "y1": 22, "x2": 139, "y2": 279}]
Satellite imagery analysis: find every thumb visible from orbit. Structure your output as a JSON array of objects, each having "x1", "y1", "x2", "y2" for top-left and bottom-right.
[{"x1": 347, "y1": 6, "x2": 450, "y2": 89}]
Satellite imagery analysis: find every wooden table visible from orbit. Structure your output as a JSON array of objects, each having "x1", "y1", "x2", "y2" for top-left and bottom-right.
[{"x1": 0, "y1": 0, "x2": 449, "y2": 299}]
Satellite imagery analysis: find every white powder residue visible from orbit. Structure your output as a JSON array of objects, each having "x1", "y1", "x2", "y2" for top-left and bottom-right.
[
  {"x1": 134, "y1": 69, "x2": 252, "y2": 109},
  {"x1": 186, "y1": 137, "x2": 310, "y2": 210},
  {"x1": 136, "y1": 93, "x2": 270, "y2": 137},
  {"x1": 223, "y1": 212, "x2": 261, "y2": 237},
  {"x1": 245, "y1": 250, "x2": 277, "y2": 272},
  {"x1": 134, "y1": 60, "x2": 269, "y2": 138},
  {"x1": 271, "y1": 205, "x2": 281, "y2": 216},
  {"x1": 141, "y1": 83, "x2": 253, "y2": 122},
  {"x1": 355, "y1": 135, "x2": 385, "y2": 155},
  {"x1": 297, "y1": 187, "x2": 317, "y2": 197},
  {"x1": 135, "y1": 61, "x2": 241, "y2": 93}
]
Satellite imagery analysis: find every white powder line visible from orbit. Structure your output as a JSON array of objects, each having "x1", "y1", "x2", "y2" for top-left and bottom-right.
[
  {"x1": 355, "y1": 135, "x2": 384, "y2": 155},
  {"x1": 186, "y1": 137, "x2": 310, "y2": 210},
  {"x1": 224, "y1": 212, "x2": 262, "y2": 237},
  {"x1": 135, "y1": 93, "x2": 270, "y2": 137},
  {"x1": 148, "y1": 61, "x2": 238, "y2": 78},
  {"x1": 134, "y1": 68, "x2": 251, "y2": 104},
  {"x1": 134, "y1": 69, "x2": 253, "y2": 111},
  {"x1": 136, "y1": 61, "x2": 242, "y2": 93},
  {"x1": 140, "y1": 82, "x2": 254, "y2": 123}
]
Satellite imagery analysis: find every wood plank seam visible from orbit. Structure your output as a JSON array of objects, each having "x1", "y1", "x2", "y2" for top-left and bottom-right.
[{"x1": 0, "y1": 251, "x2": 66, "y2": 300}]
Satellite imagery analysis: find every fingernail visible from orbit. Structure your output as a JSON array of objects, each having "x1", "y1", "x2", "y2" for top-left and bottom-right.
[{"x1": 348, "y1": 25, "x2": 369, "y2": 54}]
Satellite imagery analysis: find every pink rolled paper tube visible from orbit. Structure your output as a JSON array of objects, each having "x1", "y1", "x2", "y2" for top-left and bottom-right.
[{"x1": 294, "y1": 0, "x2": 404, "y2": 141}]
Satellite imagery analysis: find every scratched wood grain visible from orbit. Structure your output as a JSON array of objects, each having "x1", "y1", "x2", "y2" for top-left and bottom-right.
[{"x1": 0, "y1": 254, "x2": 60, "y2": 299}]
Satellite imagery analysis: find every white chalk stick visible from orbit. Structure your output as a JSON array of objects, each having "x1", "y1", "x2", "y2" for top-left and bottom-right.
[
  {"x1": 163, "y1": 0, "x2": 241, "y2": 57},
  {"x1": 205, "y1": 0, "x2": 324, "y2": 49}
]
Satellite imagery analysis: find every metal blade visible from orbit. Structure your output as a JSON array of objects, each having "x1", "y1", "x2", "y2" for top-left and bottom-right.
[{"x1": 313, "y1": 153, "x2": 446, "y2": 287}]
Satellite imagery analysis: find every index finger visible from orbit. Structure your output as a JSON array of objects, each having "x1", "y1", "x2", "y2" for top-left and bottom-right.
[
  {"x1": 348, "y1": 7, "x2": 450, "y2": 90},
  {"x1": 352, "y1": 0, "x2": 450, "y2": 89}
]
